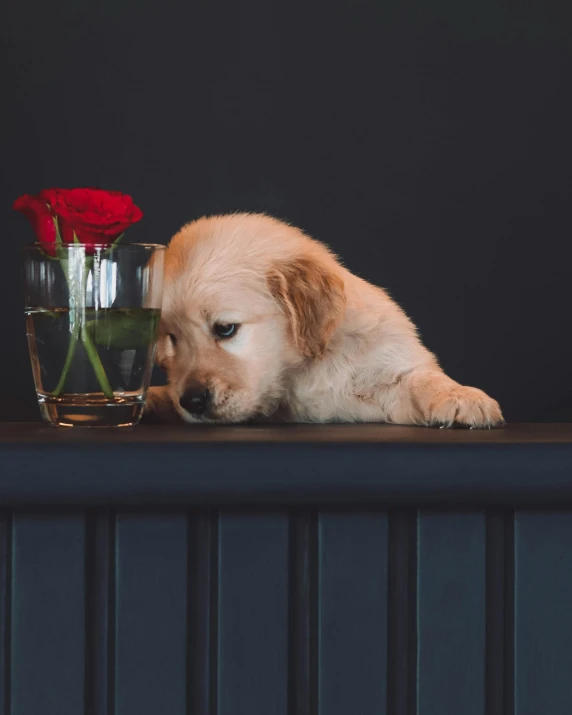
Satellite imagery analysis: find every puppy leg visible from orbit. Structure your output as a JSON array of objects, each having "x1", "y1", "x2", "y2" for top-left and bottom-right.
[
  {"x1": 143, "y1": 386, "x2": 181, "y2": 424},
  {"x1": 388, "y1": 370, "x2": 504, "y2": 428}
]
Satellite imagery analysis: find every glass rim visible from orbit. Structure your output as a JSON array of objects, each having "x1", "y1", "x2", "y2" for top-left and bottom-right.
[{"x1": 24, "y1": 242, "x2": 166, "y2": 251}]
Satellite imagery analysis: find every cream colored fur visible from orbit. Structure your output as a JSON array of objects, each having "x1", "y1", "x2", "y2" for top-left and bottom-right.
[{"x1": 146, "y1": 213, "x2": 503, "y2": 427}]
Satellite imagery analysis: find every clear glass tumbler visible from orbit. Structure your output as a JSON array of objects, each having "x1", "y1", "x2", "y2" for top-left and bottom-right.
[{"x1": 24, "y1": 243, "x2": 165, "y2": 427}]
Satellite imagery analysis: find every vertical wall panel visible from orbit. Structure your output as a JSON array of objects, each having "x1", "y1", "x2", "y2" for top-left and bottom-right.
[
  {"x1": 387, "y1": 511, "x2": 418, "y2": 715},
  {"x1": 288, "y1": 512, "x2": 314, "y2": 715},
  {"x1": 188, "y1": 512, "x2": 217, "y2": 715},
  {"x1": 0, "y1": 513, "x2": 11, "y2": 715},
  {"x1": 417, "y1": 512, "x2": 486, "y2": 715},
  {"x1": 515, "y1": 512, "x2": 572, "y2": 715},
  {"x1": 217, "y1": 513, "x2": 289, "y2": 715},
  {"x1": 85, "y1": 512, "x2": 113, "y2": 715},
  {"x1": 485, "y1": 512, "x2": 514, "y2": 715},
  {"x1": 11, "y1": 514, "x2": 86, "y2": 715},
  {"x1": 115, "y1": 514, "x2": 188, "y2": 715},
  {"x1": 318, "y1": 512, "x2": 388, "y2": 715}
]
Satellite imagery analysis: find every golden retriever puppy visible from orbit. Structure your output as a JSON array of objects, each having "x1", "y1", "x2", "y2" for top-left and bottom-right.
[{"x1": 146, "y1": 213, "x2": 503, "y2": 427}]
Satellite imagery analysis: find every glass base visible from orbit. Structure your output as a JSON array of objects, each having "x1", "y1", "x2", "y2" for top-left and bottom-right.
[{"x1": 38, "y1": 392, "x2": 145, "y2": 428}]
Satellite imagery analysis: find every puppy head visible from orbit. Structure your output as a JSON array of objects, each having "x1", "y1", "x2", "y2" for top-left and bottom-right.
[{"x1": 157, "y1": 214, "x2": 346, "y2": 423}]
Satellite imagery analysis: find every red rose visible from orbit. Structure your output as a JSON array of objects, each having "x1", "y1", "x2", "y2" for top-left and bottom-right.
[
  {"x1": 13, "y1": 194, "x2": 58, "y2": 254},
  {"x1": 13, "y1": 188, "x2": 143, "y2": 252},
  {"x1": 40, "y1": 188, "x2": 143, "y2": 248}
]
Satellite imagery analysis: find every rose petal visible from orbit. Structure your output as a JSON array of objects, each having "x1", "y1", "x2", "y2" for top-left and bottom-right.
[
  {"x1": 13, "y1": 194, "x2": 57, "y2": 252},
  {"x1": 57, "y1": 217, "x2": 76, "y2": 245}
]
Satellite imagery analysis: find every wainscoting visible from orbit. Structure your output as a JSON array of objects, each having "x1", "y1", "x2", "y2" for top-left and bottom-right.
[{"x1": 0, "y1": 423, "x2": 571, "y2": 715}]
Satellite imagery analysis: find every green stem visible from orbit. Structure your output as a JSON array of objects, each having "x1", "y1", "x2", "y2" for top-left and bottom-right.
[
  {"x1": 50, "y1": 254, "x2": 80, "y2": 396},
  {"x1": 51, "y1": 250, "x2": 114, "y2": 400},
  {"x1": 80, "y1": 323, "x2": 114, "y2": 398},
  {"x1": 52, "y1": 320, "x2": 80, "y2": 396}
]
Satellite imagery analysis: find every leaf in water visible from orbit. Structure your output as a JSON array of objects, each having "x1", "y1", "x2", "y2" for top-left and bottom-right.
[{"x1": 84, "y1": 309, "x2": 160, "y2": 350}]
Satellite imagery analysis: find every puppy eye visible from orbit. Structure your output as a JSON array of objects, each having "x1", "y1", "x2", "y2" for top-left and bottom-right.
[
  {"x1": 213, "y1": 323, "x2": 239, "y2": 340},
  {"x1": 168, "y1": 333, "x2": 177, "y2": 347}
]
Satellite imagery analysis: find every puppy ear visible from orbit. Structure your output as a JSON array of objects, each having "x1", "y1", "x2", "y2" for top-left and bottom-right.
[{"x1": 267, "y1": 257, "x2": 346, "y2": 358}]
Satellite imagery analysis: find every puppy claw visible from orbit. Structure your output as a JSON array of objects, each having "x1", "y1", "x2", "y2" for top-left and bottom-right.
[{"x1": 425, "y1": 385, "x2": 504, "y2": 430}]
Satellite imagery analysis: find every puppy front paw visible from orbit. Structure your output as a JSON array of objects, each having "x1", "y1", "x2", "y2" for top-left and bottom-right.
[
  {"x1": 426, "y1": 385, "x2": 504, "y2": 429},
  {"x1": 142, "y1": 386, "x2": 179, "y2": 424}
]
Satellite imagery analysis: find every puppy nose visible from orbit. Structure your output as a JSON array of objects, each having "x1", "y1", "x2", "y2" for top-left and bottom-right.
[{"x1": 180, "y1": 381, "x2": 211, "y2": 415}]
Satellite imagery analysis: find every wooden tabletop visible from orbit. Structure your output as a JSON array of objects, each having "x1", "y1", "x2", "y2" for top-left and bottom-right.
[
  {"x1": 0, "y1": 421, "x2": 571, "y2": 444},
  {"x1": 0, "y1": 422, "x2": 571, "y2": 505}
]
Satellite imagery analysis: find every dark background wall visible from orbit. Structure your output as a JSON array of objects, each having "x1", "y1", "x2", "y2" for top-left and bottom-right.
[{"x1": 1, "y1": 0, "x2": 571, "y2": 422}]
